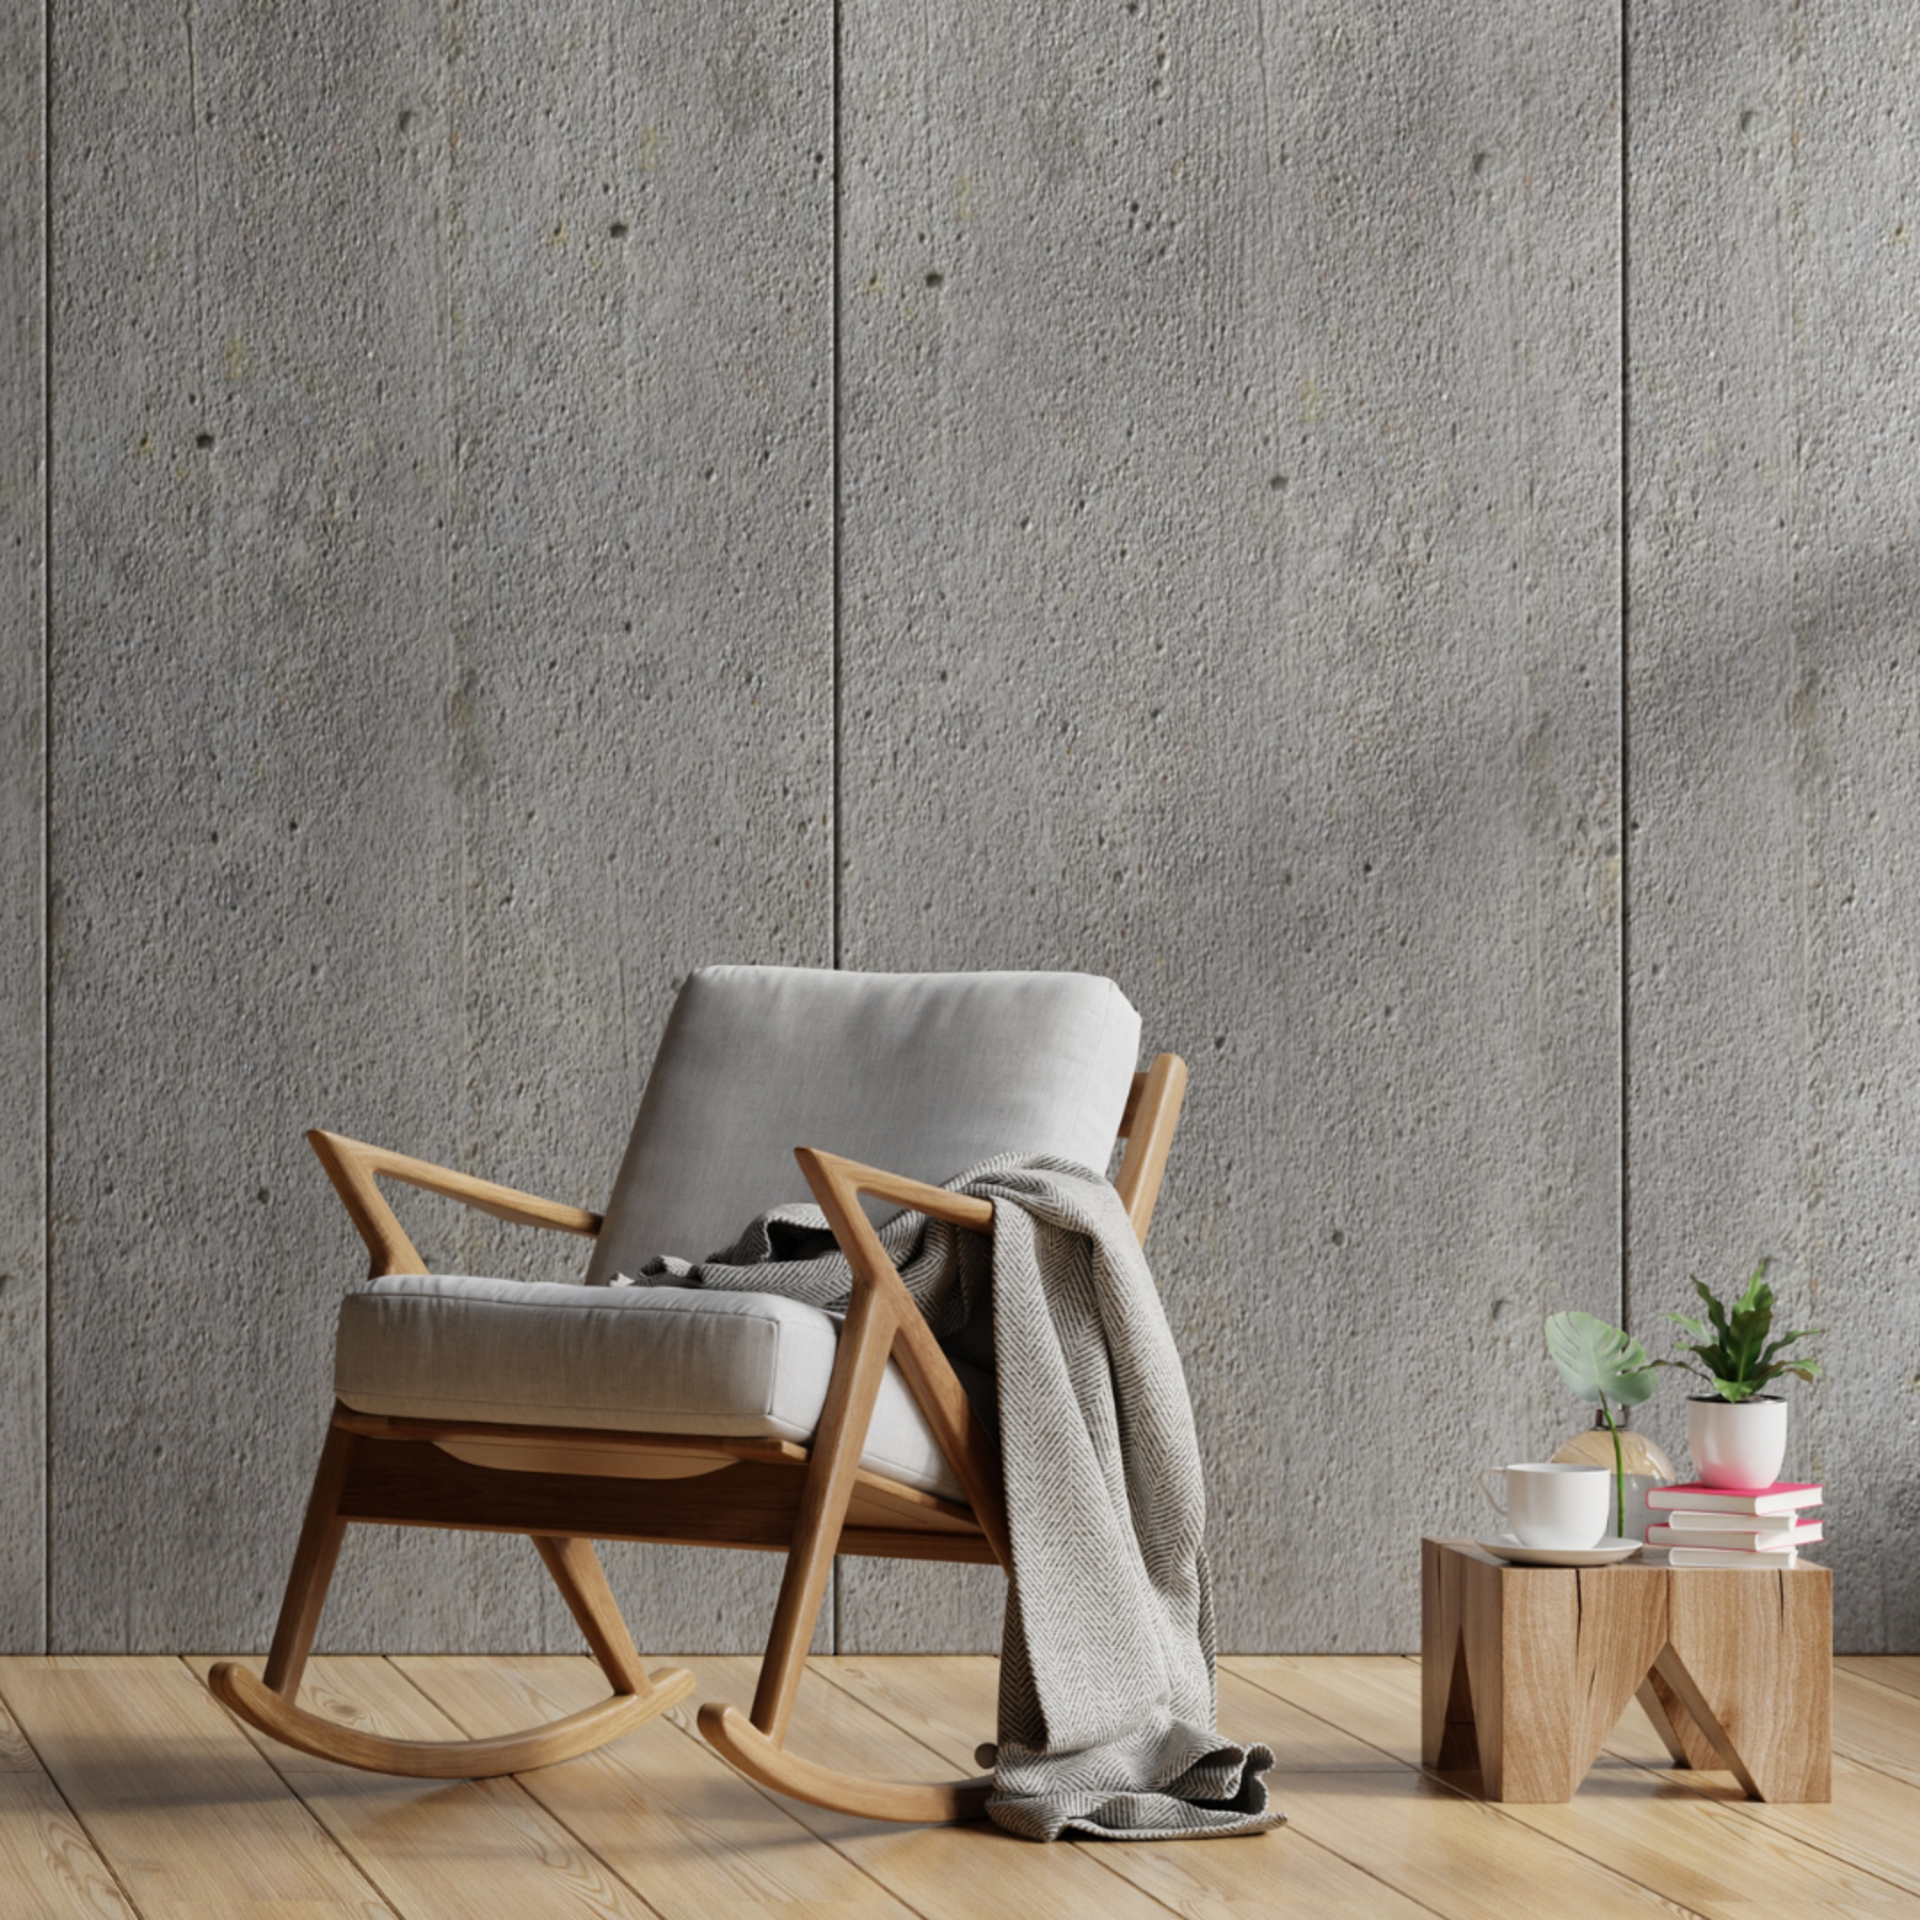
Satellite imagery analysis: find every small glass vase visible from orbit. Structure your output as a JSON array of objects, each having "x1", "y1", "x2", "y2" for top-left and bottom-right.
[{"x1": 1552, "y1": 1419, "x2": 1676, "y2": 1540}]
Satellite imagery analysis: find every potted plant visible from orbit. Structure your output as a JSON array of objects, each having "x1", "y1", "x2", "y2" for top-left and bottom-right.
[
  {"x1": 1545, "y1": 1311, "x2": 1657, "y2": 1539},
  {"x1": 1657, "y1": 1263, "x2": 1823, "y2": 1489}
]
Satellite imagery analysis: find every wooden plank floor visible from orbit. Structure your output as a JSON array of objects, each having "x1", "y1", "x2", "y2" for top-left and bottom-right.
[{"x1": 2, "y1": 1654, "x2": 1917, "y2": 1918}]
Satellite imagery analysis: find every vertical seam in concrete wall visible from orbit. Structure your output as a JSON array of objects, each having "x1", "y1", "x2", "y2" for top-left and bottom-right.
[
  {"x1": 830, "y1": 0, "x2": 845, "y2": 983},
  {"x1": 39, "y1": 0, "x2": 53, "y2": 1653},
  {"x1": 446, "y1": 14, "x2": 473, "y2": 1229},
  {"x1": 828, "y1": 0, "x2": 844, "y2": 1656},
  {"x1": 1618, "y1": 0, "x2": 1633, "y2": 1336}
]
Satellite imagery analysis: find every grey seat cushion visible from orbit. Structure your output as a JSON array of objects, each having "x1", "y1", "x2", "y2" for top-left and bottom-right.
[
  {"x1": 585, "y1": 965, "x2": 1141, "y2": 1279},
  {"x1": 335, "y1": 968, "x2": 1143, "y2": 1507},
  {"x1": 335, "y1": 1274, "x2": 966, "y2": 1501}
]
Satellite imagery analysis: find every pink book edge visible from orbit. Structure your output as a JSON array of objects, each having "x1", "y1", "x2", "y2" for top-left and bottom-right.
[{"x1": 1651, "y1": 1482, "x2": 1821, "y2": 1498}]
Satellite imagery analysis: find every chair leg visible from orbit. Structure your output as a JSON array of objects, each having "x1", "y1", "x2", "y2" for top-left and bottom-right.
[
  {"x1": 698, "y1": 1287, "x2": 994, "y2": 1823},
  {"x1": 751, "y1": 1279, "x2": 898, "y2": 1743},
  {"x1": 262, "y1": 1419, "x2": 356, "y2": 1698},
  {"x1": 208, "y1": 1416, "x2": 694, "y2": 1779},
  {"x1": 530, "y1": 1533, "x2": 656, "y2": 1698}
]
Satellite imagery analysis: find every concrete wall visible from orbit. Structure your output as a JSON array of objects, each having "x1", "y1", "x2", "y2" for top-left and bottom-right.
[
  {"x1": 1629, "y1": 1, "x2": 1920, "y2": 1654},
  {"x1": 1, "y1": 0, "x2": 47, "y2": 1652},
  {"x1": 2, "y1": 0, "x2": 1911, "y2": 1654}
]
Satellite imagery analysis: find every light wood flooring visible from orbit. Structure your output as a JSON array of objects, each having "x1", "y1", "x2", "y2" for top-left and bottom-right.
[{"x1": 2, "y1": 1650, "x2": 1917, "y2": 1917}]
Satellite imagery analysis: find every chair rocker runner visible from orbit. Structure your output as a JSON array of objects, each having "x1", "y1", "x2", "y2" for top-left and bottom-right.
[{"x1": 210, "y1": 967, "x2": 1184, "y2": 1823}]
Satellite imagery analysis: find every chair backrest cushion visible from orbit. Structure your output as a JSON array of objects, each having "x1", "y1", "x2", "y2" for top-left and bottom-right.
[{"x1": 584, "y1": 966, "x2": 1142, "y2": 1280}]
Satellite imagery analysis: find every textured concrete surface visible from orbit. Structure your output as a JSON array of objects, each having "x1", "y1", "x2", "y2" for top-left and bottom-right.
[
  {"x1": 7, "y1": 0, "x2": 1918, "y2": 1657},
  {"x1": 1628, "y1": 2, "x2": 1920, "y2": 1651},
  {"x1": 0, "y1": 0, "x2": 46, "y2": 1651},
  {"x1": 46, "y1": 0, "x2": 829, "y2": 1653},
  {"x1": 832, "y1": 0, "x2": 1623, "y2": 1654}
]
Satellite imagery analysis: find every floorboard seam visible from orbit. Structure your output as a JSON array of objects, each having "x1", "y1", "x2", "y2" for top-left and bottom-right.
[
  {"x1": 0, "y1": 1674, "x2": 146, "y2": 1920},
  {"x1": 1601, "y1": 1740, "x2": 1920, "y2": 1902},
  {"x1": 806, "y1": 1662, "x2": 1191, "y2": 1918},
  {"x1": 1485, "y1": 1816, "x2": 1712, "y2": 1920},
  {"x1": 14, "y1": 1656, "x2": 1916, "y2": 1918},
  {"x1": 1223, "y1": 1662, "x2": 1721, "y2": 1918},
  {"x1": 380, "y1": 1655, "x2": 680, "y2": 1920},
  {"x1": 172, "y1": 1657, "x2": 407, "y2": 1920},
  {"x1": 1417, "y1": 1649, "x2": 1920, "y2": 1895},
  {"x1": 651, "y1": 1689, "x2": 942, "y2": 1920},
  {"x1": 1828, "y1": 1743, "x2": 1920, "y2": 1788},
  {"x1": 1273, "y1": 1831, "x2": 1455, "y2": 1920},
  {"x1": 808, "y1": 1660, "x2": 978, "y2": 1769},
  {"x1": 396, "y1": 1654, "x2": 931, "y2": 1920},
  {"x1": 1358, "y1": 1656, "x2": 1920, "y2": 1908},
  {"x1": 1832, "y1": 1663, "x2": 1920, "y2": 1707}
]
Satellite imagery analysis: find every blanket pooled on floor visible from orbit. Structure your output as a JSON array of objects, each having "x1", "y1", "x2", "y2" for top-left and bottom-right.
[{"x1": 622, "y1": 1153, "x2": 1282, "y2": 1842}]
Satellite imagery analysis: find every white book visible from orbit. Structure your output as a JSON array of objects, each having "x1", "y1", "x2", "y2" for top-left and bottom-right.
[
  {"x1": 1667, "y1": 1544, "x2": 1800, "y2": 1568},
  {"x1": 1648, "y1": 1520, "x2": 1822, "y2": 1553},
  {"x1": 1654, "y1": 1506, "x2": 1823, "y2": 1533}
]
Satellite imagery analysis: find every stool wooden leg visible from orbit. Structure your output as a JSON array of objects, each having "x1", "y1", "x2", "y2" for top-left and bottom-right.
[
  {"x1": 1636, "y1": 1670, "x2": 1728, "y2": 1771},
  {"x1": 1661, "y1": 1567, "x2": 1832, "y2": 1802},
  {"x1": 1421, "y1": 1539, "x2": 1483, "y2": 1772},
  {"x1": 1423, "y1": 1541, "x2": 1668, "y2": 1803}
]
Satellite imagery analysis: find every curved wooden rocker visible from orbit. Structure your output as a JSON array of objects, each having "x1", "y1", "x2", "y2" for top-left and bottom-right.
[
  {"x1": 209, "y1": 1435, "x2": 696, "y2": 1778},
  {"x1": 211, "y1": 1659, "x2": 693, "y2": 1779},
  {"x1": 217, "y1": 1053, "x2": 1185, "y2": 1813},
  {"x1": 699, "y1": 1701, "x2": 994, "y2": 1822}
]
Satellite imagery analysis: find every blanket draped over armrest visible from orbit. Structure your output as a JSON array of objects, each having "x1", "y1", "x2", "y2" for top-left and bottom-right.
[{"x1": 623, "y1": 1153, "x2": 1283, "y2": 1842}]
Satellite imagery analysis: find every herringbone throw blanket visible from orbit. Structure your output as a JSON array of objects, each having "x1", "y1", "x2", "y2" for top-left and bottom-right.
[{"x1": 625, "y1": 1154, "x2": 1282, "y2": 1842}]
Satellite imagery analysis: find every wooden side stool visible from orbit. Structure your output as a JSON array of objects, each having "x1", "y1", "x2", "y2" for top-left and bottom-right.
[{"x1": 1420, "y1": 1536, "x2": 1831, "y2": 1803}]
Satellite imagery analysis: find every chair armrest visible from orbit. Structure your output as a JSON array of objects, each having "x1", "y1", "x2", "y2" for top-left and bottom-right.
[
  {"x1": 308, "y1": 1128, "x2": 603, "y2": 1279},
  {"x1": 793, "y1": 1147, "x2": 1011, "y2": 1565},
  {"x1": 797, "y1": 1153, "x2": 997, "y2": 1236}
]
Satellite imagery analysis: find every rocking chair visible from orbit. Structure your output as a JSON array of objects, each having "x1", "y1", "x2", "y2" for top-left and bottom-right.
[{"x1": 210, "y1": 965, "x2": 1185, "y2": 1823}]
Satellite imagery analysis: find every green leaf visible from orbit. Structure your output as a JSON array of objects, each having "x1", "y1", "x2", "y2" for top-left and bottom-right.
[
  {"x1": 1784, "y1": 1361, "x2": 1821, "y2": 1383},
  {"x1": 1758, "y1": 1327, "x2": 1822, "y2": 1370},
  {"x1": 1666, "y1": 1312, "x2": 1712, "y2": 1343},
  {"x1": 1546, "y1": 1311, "x2": 1657, "y2": 1408},
  {"x1": 1722, "y1": 1305, "x2": 1772, "y2": 1381},
  {"x1": 1711, "y1": 1374, "x2": 1757, "y2": 1403},
  {"x1": 1692, "y1": 1277, "x2": 1732, "y2": 1342},
  {"x1": 1733, "y1": 1264, "x2": 1771, "y2": 1317}
]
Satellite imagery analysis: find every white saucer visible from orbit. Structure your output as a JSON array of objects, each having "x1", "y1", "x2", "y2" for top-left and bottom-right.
[{"x1": 1474, "y1": 1534, "x2": 1644, "y2": 1568}]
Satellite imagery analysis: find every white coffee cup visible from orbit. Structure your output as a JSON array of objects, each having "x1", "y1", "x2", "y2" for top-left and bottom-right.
[{"x1": 1478, "y1": 1462, "x2": 1611, "y2": 1549}]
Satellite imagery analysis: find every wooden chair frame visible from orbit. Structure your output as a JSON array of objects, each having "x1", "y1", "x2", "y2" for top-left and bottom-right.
[{"x1": 209, "y1": 1053, "x2": 1187, "y2": 1822}]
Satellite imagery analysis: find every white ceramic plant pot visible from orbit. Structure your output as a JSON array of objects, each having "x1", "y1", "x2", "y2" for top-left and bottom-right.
[{"x1": 1687, "y1": 1395, "x2": 1788, "y2": 1490}]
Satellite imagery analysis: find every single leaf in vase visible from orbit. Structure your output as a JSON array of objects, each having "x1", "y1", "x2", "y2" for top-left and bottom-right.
[{"x1": 1545, "y1": 1311, "x2": 1656, "y2": 1407}]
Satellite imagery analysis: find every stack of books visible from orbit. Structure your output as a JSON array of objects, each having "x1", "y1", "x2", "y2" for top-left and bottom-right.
[{"x1": 1644, "y1": 1482, "x2": 1823, "y2": 1566}]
